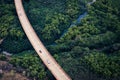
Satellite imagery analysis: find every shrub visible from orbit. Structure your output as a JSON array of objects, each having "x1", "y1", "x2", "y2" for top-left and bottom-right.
[
  {"x1": 10, "y1": 51, "x2": 46, "y2": 79},
  {"x1": 0, "y1": 55, "x2": 7, "y2": 61},
  {"x1": 81, "y1": 52, "x2": 120, "y2": 78}
]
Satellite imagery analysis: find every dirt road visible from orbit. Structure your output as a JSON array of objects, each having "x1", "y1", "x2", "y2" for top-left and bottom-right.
[{"x1": 14, "y1": 0, "x2": 71, "y2": 80}]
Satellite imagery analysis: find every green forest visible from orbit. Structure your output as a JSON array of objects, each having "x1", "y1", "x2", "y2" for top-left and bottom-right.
[{"x1": 0, "y1": 0, "x2": 120, "y2": 80}]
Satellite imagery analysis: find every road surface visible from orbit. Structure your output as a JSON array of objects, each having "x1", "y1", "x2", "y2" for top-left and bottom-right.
[{"x1": 14, "y1": 0, "x2": 71, "y2": 80}]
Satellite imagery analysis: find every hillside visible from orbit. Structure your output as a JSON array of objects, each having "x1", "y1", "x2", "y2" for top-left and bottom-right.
[{"x1": 0, "y1": 0, "x2": 120, "y2": 80}]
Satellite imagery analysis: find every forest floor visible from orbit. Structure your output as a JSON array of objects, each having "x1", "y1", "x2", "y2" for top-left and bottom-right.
[{"x1": 0, "y1": 55, "x2": 29, "y2": 80}]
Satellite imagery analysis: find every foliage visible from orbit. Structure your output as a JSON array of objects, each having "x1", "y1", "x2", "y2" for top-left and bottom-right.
[
  {"x1": 0, "y1": 0, "x2": 120, "y2": 80},
  {"x1": 53, "y1": 52, "x2": 104, "y2": 80},
  {"x1": 65, "y1": 0, "x2": 92, "y2": 19},
  {"x1": 53, "y1": 0, "x2": 120, "y2": 79},
  {"x1": 1, "y1": 38, "x2": 32, "y2": 53},
  {"x1": 0, "y1": 4, "x2": 24, "y2": 39},
  {"x1": 0, "y1": 55, "x2": 7, "y2": 61},
  {"x1": 0, "y1": 3, "x2": 26, "y2": 53},
  {"x1": 10, "y1": 51, "x2": 46, "y2": 79},
  {"x1": 56, "y1": 0, "x2": 120, "y2": 53},
  {"x1": 81, "y1": 52, "x2": 120, "y2": 78},
  {"x1": 42, "y1": 12, "x2": 71, "y2": 44}
]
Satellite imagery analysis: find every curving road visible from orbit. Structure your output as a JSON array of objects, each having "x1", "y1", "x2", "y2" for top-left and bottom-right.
[{"x1": 14, "y1": 0, "x2": 71, "y2": 80}]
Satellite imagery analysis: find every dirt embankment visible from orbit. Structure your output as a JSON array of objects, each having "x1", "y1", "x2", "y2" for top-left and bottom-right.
[{"x1": 0, "y1": 55, "x2": 29, "y2": 80}]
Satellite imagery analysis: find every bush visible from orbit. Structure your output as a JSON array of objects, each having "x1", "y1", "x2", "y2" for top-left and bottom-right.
[
  {"x1": 81, "y1": 52, "x2": 120, "y2": 78},
  {"x1": 0, "y1": 55, "x2": 7, "y2": 61},
  {"x1": 1, "y1": 38, "x2": 32, "y2": 53},
  {"x1": 10, "y1": 51, "x2": 46, "y2": 79}
]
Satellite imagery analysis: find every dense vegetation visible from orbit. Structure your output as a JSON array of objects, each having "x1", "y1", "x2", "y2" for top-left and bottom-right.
[
  {"x1": 10, "y1": 51, "x2": 46, "y2": 79},
  {"x1": 0, "y1": 0, "x2": 120, "y2": 80}
]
